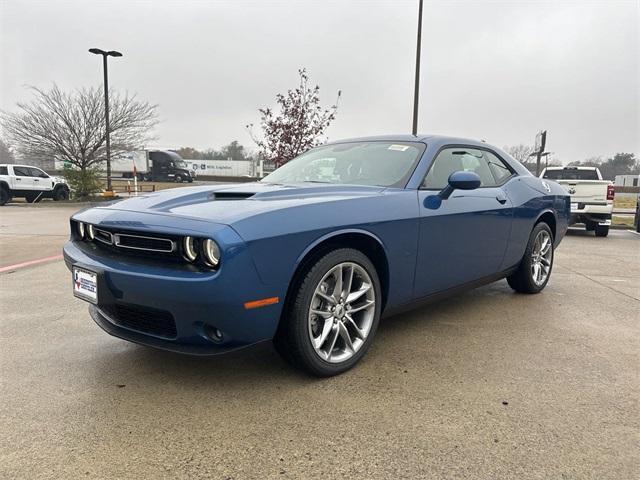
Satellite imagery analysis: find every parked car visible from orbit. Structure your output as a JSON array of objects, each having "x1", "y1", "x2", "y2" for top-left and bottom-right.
[
  {"x1": 0, "y1": 164, "x2": 70, "y2": 205},
  {"x1": 64, "y1": 135, "x2": 570, "y2": 376},
  {"x1": 540, "y1": 166, "x2": 613, "y2": 237}
]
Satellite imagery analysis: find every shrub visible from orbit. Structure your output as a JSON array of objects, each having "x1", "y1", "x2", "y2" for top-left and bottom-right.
[{"x1": 63, "y1": 166, "x2": 103, "y2": 199}]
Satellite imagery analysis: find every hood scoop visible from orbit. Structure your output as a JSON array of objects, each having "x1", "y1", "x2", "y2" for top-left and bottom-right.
[{"x1": 211, "y1": 191, "x2": 255, "y2": 200}]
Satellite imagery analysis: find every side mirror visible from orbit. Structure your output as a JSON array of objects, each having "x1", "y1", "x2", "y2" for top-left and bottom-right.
[{"x1": 438, "y1": 170, "x2": 481, "y2": 200}]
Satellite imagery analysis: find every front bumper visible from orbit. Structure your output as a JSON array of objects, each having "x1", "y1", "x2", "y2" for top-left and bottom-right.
[{"x1": 63, "y1": 238, "x2": 285, "y2": 355}]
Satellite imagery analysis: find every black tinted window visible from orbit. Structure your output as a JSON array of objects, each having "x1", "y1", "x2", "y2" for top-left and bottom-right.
[
  {"x1": 543, "y1": 169, "x2": 598, "y2": 180},
  {"x1": 13, "y1": 166, "x2": 30, "y2": 176},
  {"x1": 0, "y1": 166, "x2": 7, "y2": 175},
  {"x1": 423, "y1": 148, "x2": 512, "y2": 189},
  {"x1": 28, "y1": 168, "x2": 48, "y2": 178}
]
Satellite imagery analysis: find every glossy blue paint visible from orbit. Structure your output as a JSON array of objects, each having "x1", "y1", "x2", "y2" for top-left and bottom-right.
[{"x1": 63, "y1": 135, "x2": 570, "y2": 355}]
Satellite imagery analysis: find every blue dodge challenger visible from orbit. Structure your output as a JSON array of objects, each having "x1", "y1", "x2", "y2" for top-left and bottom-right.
[{"x1": 64, "y1": 135, "x2": 570, "y2": 376}]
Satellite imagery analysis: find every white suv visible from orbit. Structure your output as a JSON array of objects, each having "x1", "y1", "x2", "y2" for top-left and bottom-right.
[{"x1": 0, "y1": 164, "x2": 70, "y2": 205}]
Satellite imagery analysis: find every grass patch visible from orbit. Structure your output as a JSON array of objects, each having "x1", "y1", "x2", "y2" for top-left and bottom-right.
[
  {"x1": 614, "y1": 197, "x2": 638, "y2": 209},
  {"x1": 613, "y1": 215, "x2": 635, "y2": 227}
]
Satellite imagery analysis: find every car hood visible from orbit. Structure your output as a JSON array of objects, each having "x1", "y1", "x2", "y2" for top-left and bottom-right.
[{"x1": 96, "y1": 182, "x2": 387, "y2": 225}]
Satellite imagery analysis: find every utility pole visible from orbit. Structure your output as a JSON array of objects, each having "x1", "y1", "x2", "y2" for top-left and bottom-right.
[
  {"x1": 89, "y1": 48, "x2": 123, "y2": 192},
  {"x1": 412, "y1": 0, "x2": 424, "y2": 136}
]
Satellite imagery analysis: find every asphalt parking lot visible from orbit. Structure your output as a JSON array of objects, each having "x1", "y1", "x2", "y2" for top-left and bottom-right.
[{"x1": 1, "y1": 205, "x2": 638, "y2": 479}]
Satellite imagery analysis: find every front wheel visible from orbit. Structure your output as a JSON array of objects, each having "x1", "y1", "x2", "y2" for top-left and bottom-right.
[
  {"x1": 0, "y1": 187, "x2": 10, "y2": 206},
  {"x1": 175, "y1": 174, "x2": 184, "y2": 183},
  {"x1": 53, "y1": 187, "x2": 69, "y2": 201},
  {"x1": 274, "y1": 248, "x2": 382, "y2": 377},
  {"x1": 507, "y1": 222, "x2": 554, "y2": 294}
]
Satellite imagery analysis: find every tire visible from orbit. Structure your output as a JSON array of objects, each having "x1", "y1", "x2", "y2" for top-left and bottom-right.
[
  {"x1": 0, "y1": 187, "x2": 10, "y2": 206},
  {"x1": 25, "y1": 192, "x2": 43, "y2": 203},
  {"x1": 53, "y1": 187, "x2": 69, "y2": 201},
  {"x1": 175, "y1": 174, "x2": 184, "y2": 183},
  {"x1": 274, "y1": 248, "x2": 382, "y2": 377},
  {"x1": 594, "y1": 224, "x2": 609, "y2": 237},
  {"x1": 507, "y1": 222, "x2": 554, "y2": 294},
  {"x1": 585, "y1": 221, "x2": 595, "y2": 232}
]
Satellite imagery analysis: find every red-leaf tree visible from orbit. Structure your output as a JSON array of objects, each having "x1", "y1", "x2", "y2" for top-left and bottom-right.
[{"x1": 248, "y1": 69, "x2": 340, "y2": 167}]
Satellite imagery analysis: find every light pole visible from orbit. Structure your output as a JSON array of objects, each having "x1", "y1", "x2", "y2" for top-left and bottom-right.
[
  {"x1": 89, "y1": 48, "x2": 122, "y2": 192},
  {"x1": 412, "y1": 0, "x2": 424, "y2": 135}
]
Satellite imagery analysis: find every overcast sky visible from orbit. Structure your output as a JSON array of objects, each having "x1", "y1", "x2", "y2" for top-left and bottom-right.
[{"x1": 1, "y1": 0, "x2": 638, "y2": 162}]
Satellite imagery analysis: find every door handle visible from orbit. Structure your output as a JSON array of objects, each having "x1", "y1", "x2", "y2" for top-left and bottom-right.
[
  {"x1": 496, "y1": 193, "x2": 507, "y2": 204},
  {"x1": 16, "y1": 178, "x2": 21, "y2": 181}
]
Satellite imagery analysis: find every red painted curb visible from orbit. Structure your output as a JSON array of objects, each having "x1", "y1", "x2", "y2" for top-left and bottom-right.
[{"x1": 0, "y1": 254, "x2": 64, "y2": 273}]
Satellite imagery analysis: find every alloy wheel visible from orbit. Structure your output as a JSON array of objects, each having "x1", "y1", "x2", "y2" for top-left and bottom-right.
[
  {"x1": 530, "y1": 230, "x2": 552, "y2": 286},
  {"x1": 308, "y1": 262, "x2": 376, "y2": 363}
]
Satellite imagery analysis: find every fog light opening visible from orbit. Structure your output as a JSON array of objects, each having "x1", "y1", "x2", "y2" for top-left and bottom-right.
[{"x1": 204, "y1": 324, "x2": 223, "y2": 343}]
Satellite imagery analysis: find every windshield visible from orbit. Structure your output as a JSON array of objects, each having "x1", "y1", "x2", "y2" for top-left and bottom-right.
[
  {"x1": 543, "y1": 169, "x2": 599, "y2": 180},
  {"x1": 261, "y1": 141, "x2": 425, "y2": 187},
  {"x1": 175, "y1": 160, "x2": 189, "y2": 169}
]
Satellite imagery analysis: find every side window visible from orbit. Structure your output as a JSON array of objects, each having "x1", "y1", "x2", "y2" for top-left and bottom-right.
[
  {"x1": 13, "y1": 166, "x2": 30, "y2": 176},
  {"x1": 0, "y1": 166, "x2": 7, "y2": 175},
  {"x1": 422, "y1": 147, "x2": 512, "y2": 189},
  {"x1": 29, "y1": 167, "x2": 48, "y2": 178}
]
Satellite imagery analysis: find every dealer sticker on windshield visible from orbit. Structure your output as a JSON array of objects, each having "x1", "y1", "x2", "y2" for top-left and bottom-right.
[
  {"x1": 73, "y1": 267, "x2": 98, "y2": 304},
  {"x1": 388, "y1": 144, "x2": 410, "y2": 152}
]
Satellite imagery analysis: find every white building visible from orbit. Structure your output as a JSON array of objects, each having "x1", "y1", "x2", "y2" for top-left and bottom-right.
[{"x1": 614, "y1": 174, "x2": 639, "y2": 187}]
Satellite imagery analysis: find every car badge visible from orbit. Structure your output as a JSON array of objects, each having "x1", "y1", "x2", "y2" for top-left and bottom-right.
[{"x1": 568, "y1": 187, "x2": 576, "y2": 194}]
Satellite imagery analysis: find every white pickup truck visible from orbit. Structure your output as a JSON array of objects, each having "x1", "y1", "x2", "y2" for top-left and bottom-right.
[
  {"x1": 0, "y1": 164, "x2": 70, "y2": 206},
  {"x1": 540, "y1": 166, "x2": 614, "y2": 237}
]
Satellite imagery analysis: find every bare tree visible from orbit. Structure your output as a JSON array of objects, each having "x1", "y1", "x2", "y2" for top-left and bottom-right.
[
  {"x1": 1, "y1": 85, "x2": 158, "y2": 173},
  {"x1": 247, "y1": 69, "x2": 340, "y2": 167},
  {"x1": 504, "y1": 144, "x2": 534, "y2": 164},
  {"x1": 0, "y1": 138, "x2": 15, "y2": 163}
]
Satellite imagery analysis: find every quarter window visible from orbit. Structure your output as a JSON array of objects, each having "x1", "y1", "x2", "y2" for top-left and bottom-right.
[{"x1": 422, "y1": 147, "x2": 513, "y2": 189}]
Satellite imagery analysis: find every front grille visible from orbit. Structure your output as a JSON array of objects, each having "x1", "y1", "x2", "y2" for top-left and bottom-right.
[
  {"x1": 101, "y1": 303, "x2": 177, "y2": 339},
  {"x1": 114, "y1": 233, "x2": 175, "y2": 253},
  {"x1": 94, "y1": 228, "x2": 113, "y2": 245}
]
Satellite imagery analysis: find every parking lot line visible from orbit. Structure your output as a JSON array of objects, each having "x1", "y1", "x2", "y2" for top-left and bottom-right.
[{"x1": 0, "y1": 254, "x2": 63, "y2": 273}]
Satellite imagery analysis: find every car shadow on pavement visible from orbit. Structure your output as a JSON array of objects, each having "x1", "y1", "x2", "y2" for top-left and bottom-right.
[{"x1": 89, "y1": 283, "x2": 503, "y2": 390}]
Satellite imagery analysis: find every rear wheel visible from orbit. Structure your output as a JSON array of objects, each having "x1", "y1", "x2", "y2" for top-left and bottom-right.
[
  {"x1": 274, "y1": 248, "x2": 382, "y2": 377},
  {"x1": 507, "y1": 222, "x2": 554, "y2": 294},
  {"x1": 594, "y1": 224, "x2": 609, "y2": 237}
]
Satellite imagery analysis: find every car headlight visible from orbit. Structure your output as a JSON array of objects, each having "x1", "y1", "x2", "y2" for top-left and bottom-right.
[
  {"x1": 202, "y1": 239, "x2": 220, "y2": 267},
  {"x1": 77, "y1": 222, "x2": 85, "y2": 239},
  {"x1": 86, "y1": 224, "x2": 95, "y2": 240},
  {"x1": 183, "y1": 236, "x2": 198, "y2": 262}
]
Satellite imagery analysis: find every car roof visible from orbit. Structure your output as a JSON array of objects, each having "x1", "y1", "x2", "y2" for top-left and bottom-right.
[{"x1": 325, "y1": 134, "x2": 492, "y2": 149}]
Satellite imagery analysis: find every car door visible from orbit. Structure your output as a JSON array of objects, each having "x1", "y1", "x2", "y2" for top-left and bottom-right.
[
  {"x1": 28, "y1": 167, "x2": 54, "y2": 191},
  {"x1": 11, "y1": 166, "x2": 35, "y2": 190},
  {"x1": 414, "y1": 146, "x2": 515, "y2": 298}
]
